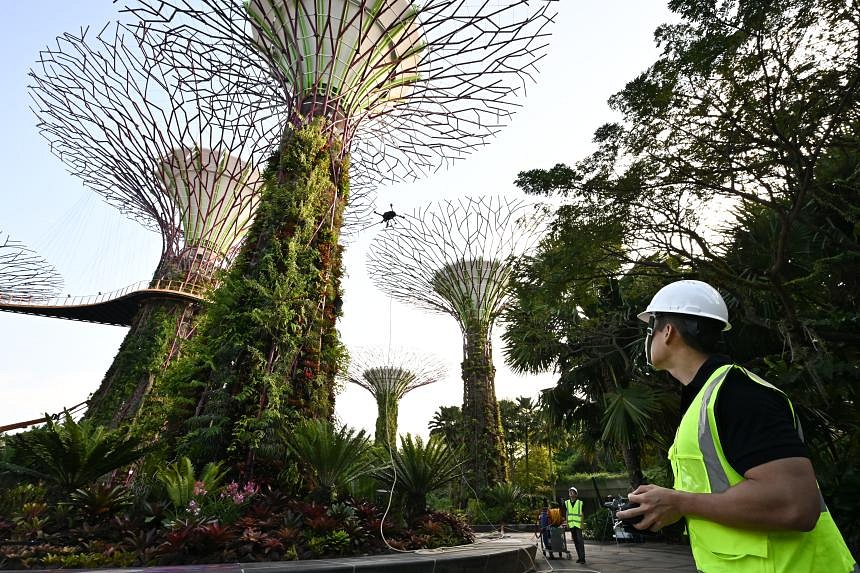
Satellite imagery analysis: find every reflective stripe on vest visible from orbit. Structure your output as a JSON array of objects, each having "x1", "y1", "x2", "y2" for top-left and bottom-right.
[
  {"x1": 696, "y1": 366, "x2": 828, "y2": 512},
  {"x1": 671, "y1": 364, "x2": 857, "y2": 573}
]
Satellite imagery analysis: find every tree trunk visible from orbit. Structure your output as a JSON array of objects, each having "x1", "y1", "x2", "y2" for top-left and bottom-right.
[
  {"x1": 86, "y1": 294, "x2": 195, "y2": 428},
  {"x1": 375, "y1": 392, "x2": 399, "y2": 449},
  {"x1": 461, "y1": 322, "x2": 508, "y2": 495},
  {"x1": 622, "y1": 440, "x2": 645, "y2": 489}
]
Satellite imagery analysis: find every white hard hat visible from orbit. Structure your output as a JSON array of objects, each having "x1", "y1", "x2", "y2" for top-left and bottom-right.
[
  {"x1": 569, "y1": 486, "x2": 577, "y2": 493},
  {"x1": 638, "y1": 280, "x2": 731, "y2": 330}
]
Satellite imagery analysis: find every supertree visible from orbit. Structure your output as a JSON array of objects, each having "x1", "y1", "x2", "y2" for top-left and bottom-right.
[
  {"x1": 112, "y1": 0, "x2": 556, "y2": 471},
  {"x1": 366, "y1": 196, "x2": 547, "y2": 494},
  {"x1": 342, "y1": 346, "x2": 446, "y2": 448},
  {"x1": 27, "y1": 24, "x2": 278, "y2": 427},
  {"x1": 0, "y1": 233, "x2": 63, "y2": 300}
]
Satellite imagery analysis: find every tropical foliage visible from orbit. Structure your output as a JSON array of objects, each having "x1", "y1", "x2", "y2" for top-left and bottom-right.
[
  {"x1": 374, "y1": 434, "x2": 462, "y2": 520},
  {"x1": 0, "y1": 417, "x2": 473, "y2": 569},
  {"x1": 157, "y1": 457, "x2": 228, "y2": 512},
  {"x1": 136, "y1": 120, "x2": 349, "y2": 478},
  {"x1": 287, "y1": 420, "x2": 375, "y2": 503},
  {"x1": 0, "y1": 413, "x2": 146, "y2": 495},
  {"x1": 506, "y1": 0, "x2": 859, "y2": 552}
]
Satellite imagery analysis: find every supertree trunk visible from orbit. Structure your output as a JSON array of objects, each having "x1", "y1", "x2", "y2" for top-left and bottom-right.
[
  {"x1": 86, "y1": 296, "x2": 198, "y2": 428},
  {"x1": 461, "y1": 322, "x2": 508, "y2": 493},
  {"x1": 375, "y1": 392, "x2": 399, "y2": 450},
  {"x1": 163, "y1": 120, "x2": 349, "y2": 476}
]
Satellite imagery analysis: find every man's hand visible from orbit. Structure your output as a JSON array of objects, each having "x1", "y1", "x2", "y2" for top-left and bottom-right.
[
  {"x1": 617, "y1": 458, "x2": 820, "y2": 533},
  {"x1": 617, "y1": 485, "x2": 683, "y2": 532}
]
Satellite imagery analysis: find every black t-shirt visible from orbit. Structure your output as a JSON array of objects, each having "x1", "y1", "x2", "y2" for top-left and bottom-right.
[{"x1": 679, "y1": 355, "x2": 810, "y2": 476}]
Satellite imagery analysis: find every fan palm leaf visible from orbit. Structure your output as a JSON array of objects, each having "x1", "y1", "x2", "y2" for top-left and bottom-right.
[{"x1": 600, "y1": 386, "x2": 663, "y2": 447}]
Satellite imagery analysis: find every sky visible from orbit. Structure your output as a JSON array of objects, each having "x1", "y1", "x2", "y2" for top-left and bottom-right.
[{"x1": 0, "y1": 1, "x2": 674, "y2": 439}]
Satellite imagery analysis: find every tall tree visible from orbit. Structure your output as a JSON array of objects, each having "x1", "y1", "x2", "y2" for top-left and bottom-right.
[
  {"x1": 513, "y1": 0, "x2": 860, "y2": 546},
  {"x1": 368, "y1": 197, "x2": 548, "y2": 495}
]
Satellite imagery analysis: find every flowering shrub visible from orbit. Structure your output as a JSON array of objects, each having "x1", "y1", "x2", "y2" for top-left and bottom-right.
[
  {"x1": 0, "y1": 480, "x2": 474, "y2": 569},
  {"x1": 221, "y1": 481, "x2": 258, "y2": 505}
]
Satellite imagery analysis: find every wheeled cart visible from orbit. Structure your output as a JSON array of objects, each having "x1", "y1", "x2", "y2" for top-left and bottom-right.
[{"x1": 539, "y1": 525, "x2": 572, "y2": 560}]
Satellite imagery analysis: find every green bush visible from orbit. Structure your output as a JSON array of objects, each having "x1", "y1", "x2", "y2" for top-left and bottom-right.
[
  {"x1": 0, "y1": 414, "x2": 147, "y2": 495},
  {"x1": 0, "y1": 484, "x2": 46, "y2": 517},
  {"x1": 67, "y1": 483, "x2": 133, "y2": 521},
  {"x1": 584, "y1": 508, "x2": 614, "y2": 542},
  {"x1": 157, "y1": 457, "x2": 227, "y2": 512},
  {"x1": 642, "y1": 465, "x2": 672, "y2": 488},
  {"x1": 373, "y1": 434, "x2": 461, "y2": 520}
]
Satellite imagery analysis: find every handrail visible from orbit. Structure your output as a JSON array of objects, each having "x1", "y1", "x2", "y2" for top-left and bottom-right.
[
  {"x1": 0, "y1": 278, "x2": 208, "y2": 308},
  {"x1": 0, "y1": 401, "x2": 89, "y2": 433}
]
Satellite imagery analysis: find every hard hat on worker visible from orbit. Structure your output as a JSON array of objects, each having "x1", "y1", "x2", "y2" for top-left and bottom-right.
[
  {"x1": 638, "y1": 280, "x2": 731, "y2": 330},
  {"x1": 569, "y1": 486, "x2": 577, "y2": 493}
]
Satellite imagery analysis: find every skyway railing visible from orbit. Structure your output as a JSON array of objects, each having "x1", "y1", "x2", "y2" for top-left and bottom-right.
[{"x1": 0, "y1": 278, "x2": 208, "y2": 308}]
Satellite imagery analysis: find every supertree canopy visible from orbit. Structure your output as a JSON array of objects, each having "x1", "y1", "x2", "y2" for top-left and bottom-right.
[
  {"x1": 124, "y1": 0, "x2": 557, "y2": 182},
  {"x1": 0, "y1": 233, "x2": 63, "y2": 300},
  {"x1": 104, "y1": 0, "x2": 555, "y2": 473},
  {"x1": 27, "y1": 23, "x2": 277, "y2": 427},
  {"x1": 29, "y1": 24, "x2": 276, "y2": 285},
  {"x1": 342, "y1": 346, "x2": 446, "y2": 448},
  {"x1": 366, "y1": 196, "x2": 547, "y2": 493}
]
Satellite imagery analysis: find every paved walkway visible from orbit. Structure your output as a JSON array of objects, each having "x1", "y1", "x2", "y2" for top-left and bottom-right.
[{"x1": 494, "y1": 532, "x2": 698, "y2": 572}]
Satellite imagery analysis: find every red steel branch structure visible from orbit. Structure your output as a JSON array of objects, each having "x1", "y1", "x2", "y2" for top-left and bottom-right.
[
  {"x1": 106, "y1": 0, "x2": 556, "y2": 467},
  {"x1": 0, "y1": 233, "x2": 63, "y2": 300},
  {"x1": 27, "y1": 24, "x2": 278, "y2": 427},
  {"x1": 366, "y1": 196, "x2": 547, "y2": 494},
  {"x1": 343, "y1": 346, "x2": 446, "y2": 448}
]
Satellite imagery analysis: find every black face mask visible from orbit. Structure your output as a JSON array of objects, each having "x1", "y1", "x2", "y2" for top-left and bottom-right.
[{"x1": 645, "y1": 315, "x2": 656, "y2": 368}]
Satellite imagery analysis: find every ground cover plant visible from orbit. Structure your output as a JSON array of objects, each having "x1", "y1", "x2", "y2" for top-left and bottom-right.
[{"x1": 0, "y1": 416, "x2": 474, "y2": 569}]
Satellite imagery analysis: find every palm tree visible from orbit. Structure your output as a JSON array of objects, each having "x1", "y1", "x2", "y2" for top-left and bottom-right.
[
  {"x1": 0, "y1": 412, "x2": 147, "y2": 495},
  {"x1": 498, "y1": 399, "x2": 521, "y2": 474},
  {"x1": 375, "y1": 434, "x2": 462, "y2": 520},
  {"x1": 427, "y1": 406, "x2": 466, "y2": 508},
  {"x1": 287, "y1": 419, "x2": 375, "y2": 503},
  {"x1": 484, "y1": 482, "x2": 524, "y2": 533},
  {"x1": 428, "y1": 406, "x2": 464, "y2": 452},
  {"x1": 514, "y1": 396, "x2": 539, "y2": 485}
]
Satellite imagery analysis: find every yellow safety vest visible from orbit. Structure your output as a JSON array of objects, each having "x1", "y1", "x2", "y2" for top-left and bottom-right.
[
  {"x1": 669, "y1": 364, "x2": 857, "y2": 573},
  {"x1": 565, "y1": 498, "x2": 583, "y2": 529}
]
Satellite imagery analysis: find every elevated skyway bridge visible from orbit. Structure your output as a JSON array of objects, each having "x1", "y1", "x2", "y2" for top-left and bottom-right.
[{"x1": 0, "y1": 278, "x2": 207, "y2": 327}]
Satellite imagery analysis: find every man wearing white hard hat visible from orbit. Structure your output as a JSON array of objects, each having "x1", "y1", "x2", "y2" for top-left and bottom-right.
[
  {"x1": 616, "y1": 280, "x2": 855, "y2": 573},
  {"x1": 563, "y1": 486, "x2": 585, "y2": 563}
]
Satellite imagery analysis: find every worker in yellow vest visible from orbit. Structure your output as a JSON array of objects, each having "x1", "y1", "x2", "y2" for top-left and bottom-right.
[
  {"x1": 617, "y1": 280, "x2": 856, "y2": 573},
  {"x1": 563, "y1": 486, "x2": 585, "y2": 564}
]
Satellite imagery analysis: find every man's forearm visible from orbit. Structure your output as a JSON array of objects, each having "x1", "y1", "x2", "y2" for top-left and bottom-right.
[
  {"x1": 625, "y1": 458, "x2": 820, "y2": 532},
  {"x1": 676, "y1": 483, "x2": 815, "y2": 532}
]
